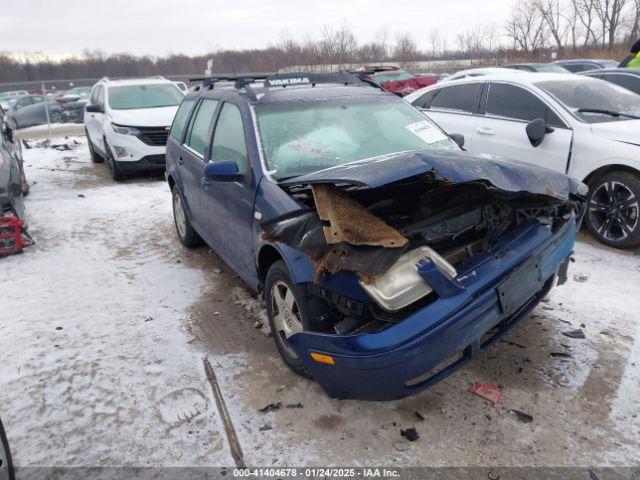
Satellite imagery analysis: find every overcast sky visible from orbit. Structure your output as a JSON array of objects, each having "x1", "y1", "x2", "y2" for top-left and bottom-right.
[{"x1": 0, "y1": 0, "x2": 516, "y2": 57}]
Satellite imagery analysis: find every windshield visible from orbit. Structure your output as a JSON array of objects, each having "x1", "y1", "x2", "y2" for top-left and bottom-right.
[
  {"x1": 255, "y1": 96, "x2": 456, "y2": 180},
  {"x1": 373, "y1": 72, "x2": 414, "y2": 84},
  {"x1": 108, "y1": 84, "x2": 183, "y2": 110},
  {"x1": 4, "y1": 98, "x2": 20, "y2": 108},
  {"x1": 537, "y1": 79, "x2": 640, "y2": 122}
]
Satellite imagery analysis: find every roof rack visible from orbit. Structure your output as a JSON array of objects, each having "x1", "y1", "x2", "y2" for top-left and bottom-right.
[{"x1": 189, "y1": 71, "x2": 377, "y2": 93}]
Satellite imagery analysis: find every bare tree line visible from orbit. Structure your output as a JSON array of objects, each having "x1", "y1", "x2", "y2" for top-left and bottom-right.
[{"x1": 0, "y1": 0, "x2": 638, "y2": 84}]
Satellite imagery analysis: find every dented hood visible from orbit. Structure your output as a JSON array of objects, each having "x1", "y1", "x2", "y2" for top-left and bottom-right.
[{"x1": 281, "y1": 149, "x2": 586, "y2": 200}]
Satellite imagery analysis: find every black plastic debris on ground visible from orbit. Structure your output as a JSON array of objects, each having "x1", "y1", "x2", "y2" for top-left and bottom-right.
[
  {"x1": 562, "y1": 329, "x2": 586, "y2": 339},
  {"x1": 415, "y1": 411, "x2": 425, "y2": 421},
  {"x1": 510, "y1": 409, "x2": 534, "y2": 423},
  {"x1": 550, "y1": 352, "x2": 572, "y2": 358},
  {"x1": 401, "y1": 427, "x2": 420, "y2": 441},
  {"x1": 258, "y1": 402, "x2": 282, "y2": 413},
  {"x1": 258, "y1": 424, "x2": 272, "y2": 432}
]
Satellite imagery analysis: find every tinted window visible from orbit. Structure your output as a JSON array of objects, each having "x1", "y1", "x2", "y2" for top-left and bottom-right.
[
  {"x1": 562, "y1": 64, "x2": 588, "y2": 73},
  {"x1": 602, "y1": 74, "x2": 640, "y2": 95},
  {"x1": 486, "y1": 83, "x2": 564, "y2": 127},
  {"x1": 211, "y1": 103, "x2": 248, "y2": 172},
  {"x1": 170, "y1": 98, "x2": 196, "y2": 142},
  {"x1": 429, "y1": 84, "x2": 481, "y2": 114},
  {"x1": 186, "y1": 99, "x2": 218, "y2": 156},
  {"x1": 412, "y1": 90, "x2": 437, "y2": 108}
]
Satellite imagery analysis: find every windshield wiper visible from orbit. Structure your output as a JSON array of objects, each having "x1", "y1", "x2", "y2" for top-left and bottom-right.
[{"x1": 576, "y1": 108, "x2": 640, "y2": 119}]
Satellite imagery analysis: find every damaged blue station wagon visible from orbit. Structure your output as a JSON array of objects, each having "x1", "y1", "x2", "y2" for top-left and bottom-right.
[{"x1": 166, "y1": 72, "x2": 587, "y2": 400}]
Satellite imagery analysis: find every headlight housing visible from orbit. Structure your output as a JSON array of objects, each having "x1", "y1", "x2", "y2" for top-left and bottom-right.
[
  {"x1": 360, "y1": 246, "x2": 457, "y2": 312},
  {"x1": 111, "y1": 123, "x2": 141, "y2": 136}
]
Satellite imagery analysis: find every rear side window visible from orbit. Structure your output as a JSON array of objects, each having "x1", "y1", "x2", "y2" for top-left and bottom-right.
[
  {"x1": 602, "y1": 74, "x2": 640, "y2": 96},
  {"x1": 412, "y1": 90, "x2": 437, "y2": 109},
  {"x1": 90, "y1": 87, "x2": 100, "y2": 105},
  {"x1": 186, "y1": 99, "x2": 218, "y2": 156},
  {"x1": 170, "y1": 98, "x2": 195, "y2": 142},
  {"x1": 429, "y1": 84, "x2": 481, "y2": 114},
  {"x1": 211, "y1": 103, "x2": 248, "y2": 172},
  {"x1": 486, "y1": 83, "x2": 564, "y2": 127}
]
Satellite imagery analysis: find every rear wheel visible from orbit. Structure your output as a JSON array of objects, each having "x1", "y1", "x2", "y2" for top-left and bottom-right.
[
  {"x1": 264, "y1": 260, "x2": 329, "y2": 378},
  {"x1": 50, "y1": 111, "x2": 62, "y2": 123},
  {"x1": 171, "y1": 185, "x2": 202, "y2": 247},
  {"x1": 586, "y1": 171, "x2": 640, "y2": 249}
]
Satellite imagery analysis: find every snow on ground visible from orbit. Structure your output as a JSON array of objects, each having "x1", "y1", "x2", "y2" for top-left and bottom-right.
[{"x1": 0, "y1": 135, "x2": 639, "y2": 468}]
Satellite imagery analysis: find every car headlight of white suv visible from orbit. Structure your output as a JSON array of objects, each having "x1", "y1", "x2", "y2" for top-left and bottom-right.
[{"x1": 111, "y1": 123, "x2": 141, "y2": 136}]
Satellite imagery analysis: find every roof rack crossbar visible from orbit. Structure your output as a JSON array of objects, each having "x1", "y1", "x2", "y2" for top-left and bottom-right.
[{"x1": 190, "y1": 71, "x2": 374, "y2": 91}]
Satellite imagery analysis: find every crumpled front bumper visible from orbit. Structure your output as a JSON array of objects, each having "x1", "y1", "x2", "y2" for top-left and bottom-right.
[{"x1": 288, "y1": 216, "x2": 579, "y2": 401}]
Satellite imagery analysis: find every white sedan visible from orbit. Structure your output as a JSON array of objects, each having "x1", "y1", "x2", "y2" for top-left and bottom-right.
[{"x1": 405, "y1": 73, "x2": 640, "y2": 249}]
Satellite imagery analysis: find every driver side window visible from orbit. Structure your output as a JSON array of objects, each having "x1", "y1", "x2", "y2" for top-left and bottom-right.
[
  {"x1": 211, "y1": 103, "x2": 248, "y2": 173},
  {"x1": 485, "y1": 83, "x2": 565, "y2": 128}
]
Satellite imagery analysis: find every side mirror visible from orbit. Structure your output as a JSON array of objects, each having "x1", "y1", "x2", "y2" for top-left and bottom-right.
[
  {"x1": 449, "y1": 133, "x2": 465, "y2": 149},
  {"x1": 203, "y1": 161, "x2": 243, "y2": 182},
  {"x1": 526, "y1": 118, "x2": 555, "y2": 147},
  {"x1": 85, "y1": 104, "x2": 104, "y2": 114}
]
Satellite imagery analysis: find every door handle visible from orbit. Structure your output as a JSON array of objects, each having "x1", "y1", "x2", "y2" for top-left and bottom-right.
[
  {"x1": 475, "y1": 127, "x2": 495, "y2": 135},
  {"x1": 177, "y1": 156, "x2": 184, "y2": 165},
  {"x1": 201, "y1": 178, "x2": 211, "y2": 190}
]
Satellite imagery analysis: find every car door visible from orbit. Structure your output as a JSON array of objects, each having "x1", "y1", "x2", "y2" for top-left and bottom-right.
[
  {"x1": 202, "y1": 101, "x2": 257, "y2": 281},
  {"x1": 178, "y1": 98, "x2": 219, "y2": 237},
  {"x1": 412, "y1": 83, "x2": 482, "y2": 149},
  {"x1": 85, "y1": 86, "x2": 105, "y2": 150},
  {"x1": 471, "y1": 82, "x2": 573, "y2": 173}
]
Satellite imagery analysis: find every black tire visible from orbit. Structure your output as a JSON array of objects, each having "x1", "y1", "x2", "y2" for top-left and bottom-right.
[
  {"x1": 50, "y1": 111, "x2": 62, "y2": 123},
  {"x1": 586, "y1": 171, "x2": 640, "y2": 249},
  {"x1": 104, "y1": 139, "x2": 125, "y2": 181},
  {"x1": 264, "y1": 260, "x2": 329, "y2": 378},
  {"x1": 171, "y1": 185, "x2": 203, "y2": 247},
  {"x1": 85, "y1": 129, "x2": 104, "y2": 163},
  {"x1": 0, "y1": 416, "x2": 15, "y2": 480}
]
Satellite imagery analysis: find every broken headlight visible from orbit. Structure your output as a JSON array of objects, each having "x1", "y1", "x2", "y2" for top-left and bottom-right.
[{"x1": 360, "y1": 246, "x2": 457, "y2": 312}]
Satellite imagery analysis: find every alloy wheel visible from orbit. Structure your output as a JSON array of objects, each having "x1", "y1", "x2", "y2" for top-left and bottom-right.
[
  {"x1": 270, "y1": 280, "x2": 303, "y2": 358},
  {"x1": 173, "y1": 191, "x2": 188, "y2": 239},
  {"x1": 589, "y1": 180, "x2": 639, "y2": 242}
]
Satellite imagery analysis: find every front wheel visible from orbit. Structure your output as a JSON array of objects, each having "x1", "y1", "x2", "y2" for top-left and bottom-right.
[
  {"x1": 264, "y1": 260, "x2": 329, "y2": 378},
  {"x1": 104, "y1": 140, "x2": 124, "y2": 181},
  {"x1": 586, "y1": 171, "x2": 640, "y2": 249},
  {"x1": 85, "y1": 129, "x2": 104, "y2": 163}
]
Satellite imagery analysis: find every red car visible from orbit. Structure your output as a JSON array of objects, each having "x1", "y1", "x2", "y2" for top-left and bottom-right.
[{"x1": 361, "y1": 67, "x2": 438, "y2": 97}]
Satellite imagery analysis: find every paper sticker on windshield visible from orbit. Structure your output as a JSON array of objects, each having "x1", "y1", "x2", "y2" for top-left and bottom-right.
[{"x1": 406, "y1": 121, "x2": 448, "y2": 144}]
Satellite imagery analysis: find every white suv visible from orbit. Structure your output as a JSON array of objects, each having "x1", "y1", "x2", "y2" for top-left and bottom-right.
[{"x1": 84, "y1": 77, "x2": 184, "y2": 180}]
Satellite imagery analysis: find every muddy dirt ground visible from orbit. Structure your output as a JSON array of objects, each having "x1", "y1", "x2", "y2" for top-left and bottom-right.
[{"x1": 1, "y1": 129, "x2": 639, "y2": 469}]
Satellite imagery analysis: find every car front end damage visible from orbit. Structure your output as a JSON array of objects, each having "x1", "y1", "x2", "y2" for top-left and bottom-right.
[{"x1": 262, "y1": 150, "x2": 586, "y2": 400}]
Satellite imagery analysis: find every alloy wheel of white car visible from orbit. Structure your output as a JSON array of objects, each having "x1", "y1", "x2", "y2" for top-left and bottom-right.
[{"x1": 588, "y1": 178, "x2": 639, "y2": 245}]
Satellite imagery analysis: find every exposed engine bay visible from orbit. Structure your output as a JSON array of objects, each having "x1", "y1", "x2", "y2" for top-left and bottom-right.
[{"x1": 263, "y1": 168, "x2": 584, "y2": 336}]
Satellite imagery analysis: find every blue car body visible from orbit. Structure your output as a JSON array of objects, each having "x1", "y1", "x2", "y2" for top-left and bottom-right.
[{"x1": 166, "y1": 76, "x2": 586, "y2": 401}]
